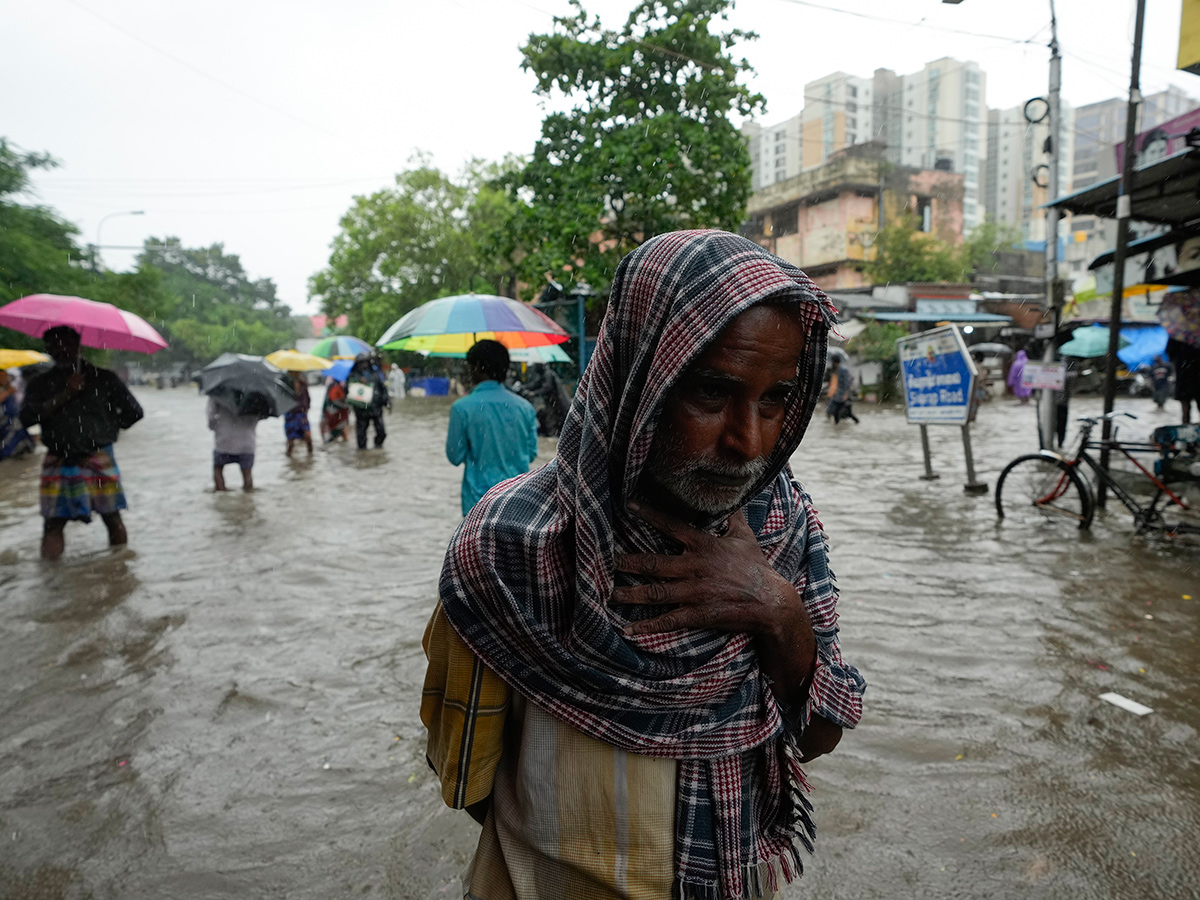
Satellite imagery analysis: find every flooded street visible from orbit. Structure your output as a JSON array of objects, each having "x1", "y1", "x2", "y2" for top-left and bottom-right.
[{"x1": 1, "y1": 386, "x2": 1197, "y2": 899}]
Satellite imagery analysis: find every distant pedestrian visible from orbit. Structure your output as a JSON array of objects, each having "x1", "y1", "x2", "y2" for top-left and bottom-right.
[
  {"x1": 387, "y1": 363, "x2": 406, "y2": 406},
  {"x1": 19, "y1": 326, "x2": 144, "y2": 559},
  {"x1": 1007, "y1": 349, "x2": 1033, "y2": 404},
  {"x1": 347, "y1": 353, "x2": 389, "y2": 449},
  {"x1": 445, "y1": 339, "x2": 538, "y2": 515},
  {"x1": 207, "y1": 395, "x2": 258, "y2": 492},
  {"x1": 826, "y1": 356, "x2": 859, "y2": 424},
  {"x1": 0, "y1": 369, "x2": 34, "y2": 460},
  {"x1": 520, "y1": 363, "x2": 571, "y2": 437},
  {"x1": 284, "y1": 372, "x2": 313, "y2": 457},
  {"x1": 320, "y1": 378, "x2": 350, "y2": 443},
  {"x1": 1151, "y1": 354, "x2": 1174, "y2": 410},
  {"x1": 1166, "y1": 337, "x2": 1200, "y2": 424}
]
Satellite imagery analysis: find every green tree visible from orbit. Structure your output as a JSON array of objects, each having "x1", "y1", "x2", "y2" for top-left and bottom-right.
[
  {"x1": 0, "y1": 140, "x2": 89, "y2": 347},
  {"x1": 309, "y1": 159, "x2": 519, "y2": 342},
  {"x1": 960, "y1": 220, "x2": 1023, "y2": 275},
  {"x1": 866, "y1": 217, "x2": 970, "y2": 285},
  {"x1": 137, "y1": 238, "x2": 298, "y2": 363},
  {"x1": 509, "y1": 0, "x2": 764, "y2": 299},
  {"x1": 845, "y1": 317, "x2": 910, "y2": 401}
]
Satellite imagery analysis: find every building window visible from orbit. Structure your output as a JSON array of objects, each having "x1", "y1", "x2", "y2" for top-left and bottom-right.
[
  {"x1": 848, "y1": 85, "x2": 858, "y2": 98},
  {"x1": 775, "y1": 157, "x2": 785, "y2": 168},
  {"x1": 775, "y1": 144, "x2": 785, "y2": 155},
  {"x1": 775, "y1": 130, "x2": 786, "y2": 141},
  {"x1": 848, "y1": 133, "x2": 856, "y2": 144},
  {"x1": 775, "y1": 171, "x2": 785, "y2": 183}
]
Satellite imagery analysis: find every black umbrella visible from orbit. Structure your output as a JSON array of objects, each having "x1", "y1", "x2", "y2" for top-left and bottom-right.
[{"x1": 199, "y1": 353, "x2": 297, "y2": 418}]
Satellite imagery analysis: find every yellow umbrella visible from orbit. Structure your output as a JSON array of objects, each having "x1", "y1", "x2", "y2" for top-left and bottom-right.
[
  {"x1": 265, "y1": 349, "x2": 333, "y2": 372},
  {"x1": 0, "y1": 349, "x2": 51, "y2": 369}
]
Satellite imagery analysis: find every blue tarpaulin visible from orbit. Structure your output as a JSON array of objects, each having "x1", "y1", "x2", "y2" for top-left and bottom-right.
[{"x1": 1117, "y1": 325, "x2": 1169, "y2": 371}]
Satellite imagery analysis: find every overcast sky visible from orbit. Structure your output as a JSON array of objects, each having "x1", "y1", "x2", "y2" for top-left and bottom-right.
[{"x1": 6, "y1": 0, "x2": 1198, "y2": 315}]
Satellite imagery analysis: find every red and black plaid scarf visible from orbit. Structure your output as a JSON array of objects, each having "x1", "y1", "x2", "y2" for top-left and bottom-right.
[{"x1": 440, "y1": 230, "x2": 839, "y2": 898}]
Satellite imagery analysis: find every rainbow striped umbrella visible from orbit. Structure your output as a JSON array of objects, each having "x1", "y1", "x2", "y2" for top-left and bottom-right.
[
  {"x1": 376, "y1": 294, "x2": 569, "y2": 354},
  {"x1": 311, "y1": 335, "x2": 373, "y2": 360}
]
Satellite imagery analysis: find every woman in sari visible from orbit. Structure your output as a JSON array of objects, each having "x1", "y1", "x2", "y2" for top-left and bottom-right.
[{"x1": 320, "y1": 378, "x2": 350, "y2": 443}]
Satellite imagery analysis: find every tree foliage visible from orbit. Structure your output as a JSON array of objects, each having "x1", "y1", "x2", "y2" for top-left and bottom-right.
[
  {"x1": 867, "y1": 217, "x2": 1025, "y2": 285},
  {"x1": 845, "y1": 318, "x2": 909, "y2": 401},
  {"x1": 866, "y1": 217, "x2": 969, "y2": 285},
  {"x1": 1, "y1": 137, "x2": 295, "y2": 365},
  {"x1": 959, "y1": 219, "x2": 1023, "y2": 275},
  {"x1": 507, "y1": 0, "x2": 764, "y2": 298},
  {"x1": 309, "y1": 159, "x2": 519, "y2": 342},
  {"x1": 0, "y1": 141, "x2": 87, "y2": 348},
  {"x1": 137, "y1": 238, "x2": 299, "y2": 362}
]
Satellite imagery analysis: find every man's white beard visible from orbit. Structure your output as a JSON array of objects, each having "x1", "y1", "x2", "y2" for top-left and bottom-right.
[{"x1": 646, "y1": 432, "x2": 770, "y2": 517}]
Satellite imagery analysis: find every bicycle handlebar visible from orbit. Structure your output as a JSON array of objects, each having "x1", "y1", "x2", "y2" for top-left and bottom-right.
[{"x1": 1076, "y1": 411, "x2": 1137, "y2": 425}]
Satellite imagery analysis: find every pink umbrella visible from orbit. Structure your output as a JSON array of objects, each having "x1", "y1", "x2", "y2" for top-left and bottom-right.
[{"x1": 0, "y1": 293, "x2": 168, "y2": 354}]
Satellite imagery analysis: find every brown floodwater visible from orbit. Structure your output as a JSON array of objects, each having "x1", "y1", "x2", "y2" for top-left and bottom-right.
[{"x1": 0, "y1": 386, "x2": 1197, "y2": 899}]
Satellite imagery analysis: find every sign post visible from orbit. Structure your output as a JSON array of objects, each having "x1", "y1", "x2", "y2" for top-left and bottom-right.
[{"x1": 896, "y1": 325, "x2": 988, "y2": 493}]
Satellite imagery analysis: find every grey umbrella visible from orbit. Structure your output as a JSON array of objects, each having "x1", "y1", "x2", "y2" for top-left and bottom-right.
[
  {"x1": 199, "y1": 353, "x2": 297, "y2": 418},
  {"x1": 968, "y1": 342, "x2": 1013, "y2": 356}
]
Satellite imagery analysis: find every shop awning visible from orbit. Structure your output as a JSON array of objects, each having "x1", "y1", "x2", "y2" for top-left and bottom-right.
[
  {"x1": 1046, "y1": 149, "x2": 1200, "y2": 228},
  {"x1": 866, "y1": 312, "x2": 1012, "y2": 324}
]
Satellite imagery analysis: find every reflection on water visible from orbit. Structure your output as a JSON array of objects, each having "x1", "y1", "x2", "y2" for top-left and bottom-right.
[{"x1": 0, "y1": 387, "x2": 1196, "y2": 898}]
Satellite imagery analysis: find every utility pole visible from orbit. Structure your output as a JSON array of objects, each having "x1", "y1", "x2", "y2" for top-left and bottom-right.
[
  {"x1": 1039, "y1": 0, "x2": 1063, "y2": 450},
  {"x1": 93, "y1": 210, "x2": 145, "y2": 272},
  {"x1": 1098, "y1": 0, "x2": 1148, "y2": 508}
]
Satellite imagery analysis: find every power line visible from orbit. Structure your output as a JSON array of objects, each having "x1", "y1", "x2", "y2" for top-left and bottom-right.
[
  {"x1": 62, "y1": 0, "x2": 358, "y2": 148},
  {"x1": 30, "y1": 177, "x2": 391, "y2": 200},
  {"x1": 770, "y1": 0, "x2": 1044, "y2": 45}
]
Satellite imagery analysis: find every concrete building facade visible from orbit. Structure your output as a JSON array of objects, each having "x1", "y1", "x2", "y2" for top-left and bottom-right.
[
  {"x1": 744, "y1": 57, "x2": 986, "y2": 230},
  {"x1": 742, "y1": 144, "x2": 964, "y2": 292},
  {"x1": 983, "y1": 101, "x2": 1075, "y2": 244}
]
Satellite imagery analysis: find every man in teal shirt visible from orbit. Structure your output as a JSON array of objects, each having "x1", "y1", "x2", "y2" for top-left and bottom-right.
[{"x1": 446, "y1": 340, "x2": 539, "y2": 515}]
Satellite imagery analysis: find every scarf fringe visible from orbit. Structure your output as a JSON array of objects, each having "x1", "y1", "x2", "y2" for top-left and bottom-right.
[{"x1": 674, "y1": 840, "x2": 817, "y2": 900}]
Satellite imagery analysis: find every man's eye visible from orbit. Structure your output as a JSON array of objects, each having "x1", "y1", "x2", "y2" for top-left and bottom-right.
[
  {"x1": 762, "y1": 388, "x2": 793, "y2": 407},
  {"x1": 692, "y1": 382, "x2": 728, "y2": 401}
]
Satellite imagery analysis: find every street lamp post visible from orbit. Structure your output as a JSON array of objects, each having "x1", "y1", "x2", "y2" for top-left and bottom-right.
[{"x1": 93, "y1": 210, "x2": 145, "y2": 272}]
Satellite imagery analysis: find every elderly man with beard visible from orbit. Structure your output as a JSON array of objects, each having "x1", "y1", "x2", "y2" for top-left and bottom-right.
[{"x1": 421, "y1": 230, "x2": 865, "y2": 900}]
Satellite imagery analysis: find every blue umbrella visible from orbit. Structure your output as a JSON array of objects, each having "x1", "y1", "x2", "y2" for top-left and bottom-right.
[
  {"x1": 1117, "y1": 325, "x2": 1168, "y2": 371},
  {"x1": 322, "y1": 359, "x2": 354, "y2": 381}
]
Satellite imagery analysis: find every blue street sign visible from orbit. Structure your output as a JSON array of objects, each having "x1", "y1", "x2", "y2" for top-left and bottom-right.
[{"x1": 896, "y1": 325, "x2": 978, "y2": 425}]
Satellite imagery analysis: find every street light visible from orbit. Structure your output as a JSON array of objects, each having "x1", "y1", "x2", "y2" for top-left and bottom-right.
[{"x1": 93, "y1": 210, "x2": 145, "y2": 272}]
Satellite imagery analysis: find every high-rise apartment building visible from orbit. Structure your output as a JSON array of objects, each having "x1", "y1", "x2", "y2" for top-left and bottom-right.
[
  {"x1": 800, "y1": 72, "x2": 874, "y2": 171},
  {"x1": 887, "y1": 58, "x2": 987, "y2": 230},
  {"x1": 744, "y1": 57, "x2": 987, "y2": 230},
  {"x1": 742, "y1": 72, "x2": 875, "y2": 191},
  {"x1": 742, "y1": 118, "x2": 803, "y2": 191},
  {"x1": 1070, "y1": 86, "x2": 1197, "y2": 247},
  {"x1": 984, "y1": 101, "x2": 1075, "y2": 244}
]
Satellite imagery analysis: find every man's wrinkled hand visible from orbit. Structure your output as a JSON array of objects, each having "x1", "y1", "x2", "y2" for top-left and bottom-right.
[{"x1": 611, "y1": 501, "x2": 802, "y2": 639}]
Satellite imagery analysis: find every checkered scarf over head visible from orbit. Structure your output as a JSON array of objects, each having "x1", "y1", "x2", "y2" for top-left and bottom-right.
[{"x1": 440, "y1": 230, "x2": 841, "y2": 899}]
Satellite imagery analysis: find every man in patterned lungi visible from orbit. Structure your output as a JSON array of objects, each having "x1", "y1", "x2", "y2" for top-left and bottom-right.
[
  {"x1": 422, "y1": 231, "x2": 865, "y2": 900},
  {"x1": 20, "y1": 326, "x2": 144, "y2": 559}
]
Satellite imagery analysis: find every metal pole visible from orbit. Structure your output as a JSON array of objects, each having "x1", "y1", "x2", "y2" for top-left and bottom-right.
[
  {"x1": 1039, "y1": 0, "x2": 1063, "y2": 449},
  {"x1": 1098, "y1": 0, "x2": 1147, "y2": 509},
  {"x1": 961, "y1": 424, "x2": 988, "y2": 493},
  {"x1": 919, "y1": 424, "x2": 940, "y2": 480},
  {"x1": 94, "y1": 210, "x2": 145, "y2": 274}
]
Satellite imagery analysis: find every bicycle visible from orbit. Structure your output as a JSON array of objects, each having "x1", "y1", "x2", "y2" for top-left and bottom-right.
[{"x1": 995, "y1": 411, "x2": 1200, "y2": 535}]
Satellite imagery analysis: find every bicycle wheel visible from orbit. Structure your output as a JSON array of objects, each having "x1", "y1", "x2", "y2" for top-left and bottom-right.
[{"x1": 996, "y1": 455, "x2": 1094, "y2": 531}]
